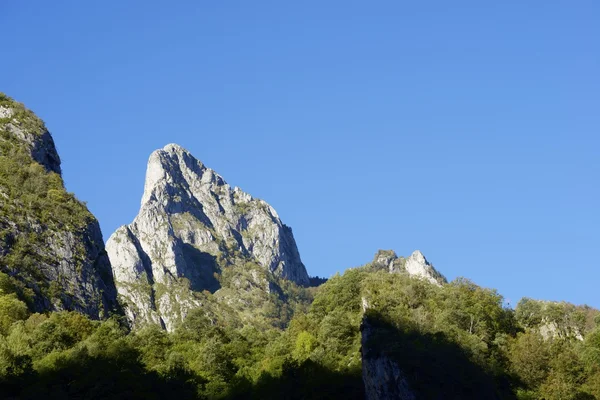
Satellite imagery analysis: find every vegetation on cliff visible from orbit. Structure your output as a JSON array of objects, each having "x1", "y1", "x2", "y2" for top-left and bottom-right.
[
  {"x1": 0, "y1": 93, "x2": 118, "y2": 318},
  {"x1": 0, "y1": 93, "x2": 597, "y2": 399},
  {"x1": 0, "y1": 260, "x2": 598, "y2": 399}
]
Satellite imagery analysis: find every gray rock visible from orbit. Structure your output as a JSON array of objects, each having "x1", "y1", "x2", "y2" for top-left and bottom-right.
[
  {"x1": 372, "y1": 249, "x2": 446, "y2": 286},
  {"x1": 107, "y1": 144, "x2": 309, "y2": 330},
  {"x1": 0, "y1": 105, "x2": 61, "y2": 174},
  {"x1": 40, "y1": 220, "x2": 119, "y2": 318},
  {"x1": 0, "y1": 96, "x2": 118, "y2": 318}
]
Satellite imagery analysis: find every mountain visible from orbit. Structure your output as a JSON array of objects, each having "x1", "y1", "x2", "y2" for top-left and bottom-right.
[
  {"x1": 0, "y1": 93, "x2": 118, "y2": 318},
  {"x1": 106, "y1": 144, "x2": 310, "y2": 330},
  {"x1": 370, "y1": 249, "x2": 446, "y2": 286},
  {"x1": 2, "y1": 94, "x2": 599, "y2": 399}
]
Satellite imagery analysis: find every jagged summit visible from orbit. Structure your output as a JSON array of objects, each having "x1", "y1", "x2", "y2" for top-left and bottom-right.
[
  {"x1": 164, "y1": 142, "x2": 185, "y2": 151},
  {"x1": 142, "y1": 143, "x2": 202, "y2": 206},
  {"x1": 371, "y1": 249, "x2": 446, "y2": 286},
  {"x1": 106, "y1": 143, "x2": 310, "y2": 330}
]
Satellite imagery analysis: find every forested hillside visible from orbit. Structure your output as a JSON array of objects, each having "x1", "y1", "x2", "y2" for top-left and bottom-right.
[
  {"x1": 0, "y1": 93, "x2": 598, "y2": 399},
  {"x1": 1, "y1": 260, "x2": 598, "y2": 399}
]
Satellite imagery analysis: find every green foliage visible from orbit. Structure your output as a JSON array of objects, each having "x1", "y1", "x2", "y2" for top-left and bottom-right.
[
  {"x1": 309, "y1": 268, "x2": 367, "y2": 318},
  {"x1": 292, "y1": 330, "x2": 317, "y2": 361},
  {"x1": 508, "y1": 306, "x2": 600, "y2": 399},
  {"x1": 0, "y1": 93, "x2": 46, "y2": 134},
  {"x1": 0, "y1": 222, "x2": 598, "y2": 398},
  {"x1": 364, "y1": 311, "x2": 515, "y2": 399},
  {"x1": 441, "y1": 278, "x2": 516, "y2": 343},
  {"x1": 0, "y1": 96, "x2": 99, "y2": 311},
  {"x1": 211, "y1": 259, "x2": 313, "y2": 330},
  {"x1": 29, "y1": 312, "x2": 98, "y2": 360},
  {"x1": 233, "y1": 201, "x2": 251, "y2": 215},
  {"x1": 510, "y1": 331, "x2": 551, "y2": 388},
  {"x1": 516, "y1": 298, "x2": 596, "y2": 339},
  {"x1": 0, "y1": 294, "x2": 29, "y2": 335},
  {"x1": 0, "y1": 146, "x2": 93, "y2": 231}
]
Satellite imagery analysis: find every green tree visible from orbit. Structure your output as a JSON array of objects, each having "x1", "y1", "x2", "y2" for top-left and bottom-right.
[
  {"x1": 509, "y1": 331, "x2": 551, "y2": 389},
  {"x1": 0, "y1": 294, "x2": 28, "y2": 334}
]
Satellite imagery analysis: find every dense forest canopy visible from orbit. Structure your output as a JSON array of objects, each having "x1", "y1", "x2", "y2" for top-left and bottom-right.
[{"x1": 1, "y1": 262, "x2": 599, "y2": 399}]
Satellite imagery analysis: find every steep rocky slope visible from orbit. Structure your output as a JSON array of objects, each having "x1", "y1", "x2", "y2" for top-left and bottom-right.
[
  {"x1": 106, "y1": 144, "x2": 310, "y2": 330},
  {"x1": 0, "y1": 93, "x2": 118, "y2": 318}
]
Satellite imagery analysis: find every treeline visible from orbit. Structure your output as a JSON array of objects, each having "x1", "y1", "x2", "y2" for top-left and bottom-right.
[{"x1": 0, "y1": 265, "x2": 599, "y2": 399}]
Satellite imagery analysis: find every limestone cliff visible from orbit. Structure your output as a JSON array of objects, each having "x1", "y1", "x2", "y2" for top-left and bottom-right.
[
  {"x1": 106, "y1": 144, "x2": 310, "y2": 330},
  {"x1": 371, "y1": 249, "x2": 446, "y2": 286},
  {"x1": 0, "y1": 93, "x2": 119, "y2": 318}
]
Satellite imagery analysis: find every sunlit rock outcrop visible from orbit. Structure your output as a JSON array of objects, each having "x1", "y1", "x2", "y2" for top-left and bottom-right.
[{"x1": 106, "y1": 144, "x2": 309, "y2": 330}]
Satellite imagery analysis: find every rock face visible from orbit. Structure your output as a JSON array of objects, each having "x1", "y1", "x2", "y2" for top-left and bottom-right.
[
  {"x1": 361, "y1": 318, "x2": 416, "y2": 400},
  {"x1": 371, "y1": 249, "x2": 446, "y2": 286},
  {"x1": 360, "y1": 250, "x2": 442, "y2": 399},
  {"x1": 0, "y1": 93, "x2": 119, "y2": 318},
  {"x1": 0, "y1": 103, "x2": 61, "y2": 175},
  {"x1": 515, "y1": 298, "x2": 592, "y2": 341},
  {"x1": 106, "y1": 143, "x2": 310, "y2": 330}
]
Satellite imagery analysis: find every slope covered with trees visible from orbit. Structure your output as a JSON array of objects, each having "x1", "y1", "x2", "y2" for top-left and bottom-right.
[
  {"x1": 0, "y1": 258, "x2": 598, "y2": 399},
  {"x1": 0, "y1": 93, "x2": 597, "y2": 399}
]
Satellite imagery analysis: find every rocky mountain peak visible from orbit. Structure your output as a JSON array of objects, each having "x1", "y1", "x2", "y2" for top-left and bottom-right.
[
  {"x1": 408, "y1": 250, "x2": 426, "y2": 263},
  {"x1": 107, "y1": 144, "x2": 310, "y2": 330},
  {"x1": 141, "y1": 143, "x2": 205, "y2": 206},
  {"x1": 371, "y1": 249, "x2": 446, "y2": 286},
  {"x1": 373, "y1": 249, "x2": 398, "y2": 268},
  {"x1": 403, "y1": 250, "x2": 446, "y2": 286}
]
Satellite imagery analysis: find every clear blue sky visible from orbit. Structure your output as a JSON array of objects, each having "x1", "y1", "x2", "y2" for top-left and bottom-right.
[{"x1": 2, "y1": 1, "x2": 598, "y2": 308}]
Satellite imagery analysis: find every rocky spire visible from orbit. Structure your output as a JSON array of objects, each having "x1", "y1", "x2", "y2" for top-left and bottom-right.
[{"x1": 106, "y1": 144, "x2": 310, "y2": 330}]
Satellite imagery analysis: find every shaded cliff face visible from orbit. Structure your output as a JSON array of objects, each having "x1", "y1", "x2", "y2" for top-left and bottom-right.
[
  {"x1": 106, "y1": 144, "x2": 310, "y2": 330},
  {"x1": 361, "y1": 318, "x2": 416, "y2": 400},
  {"x1": 361, "y1": 314, "x2": 512, "y2": 400},
  {"x1": 0, "y1": 93, "x2": 119, "y2": 318}
]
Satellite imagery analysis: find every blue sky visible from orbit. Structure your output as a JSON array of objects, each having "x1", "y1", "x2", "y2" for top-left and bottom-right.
[{"x1": 2, "y1": 1, "x2": 598, "y2": 308}]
